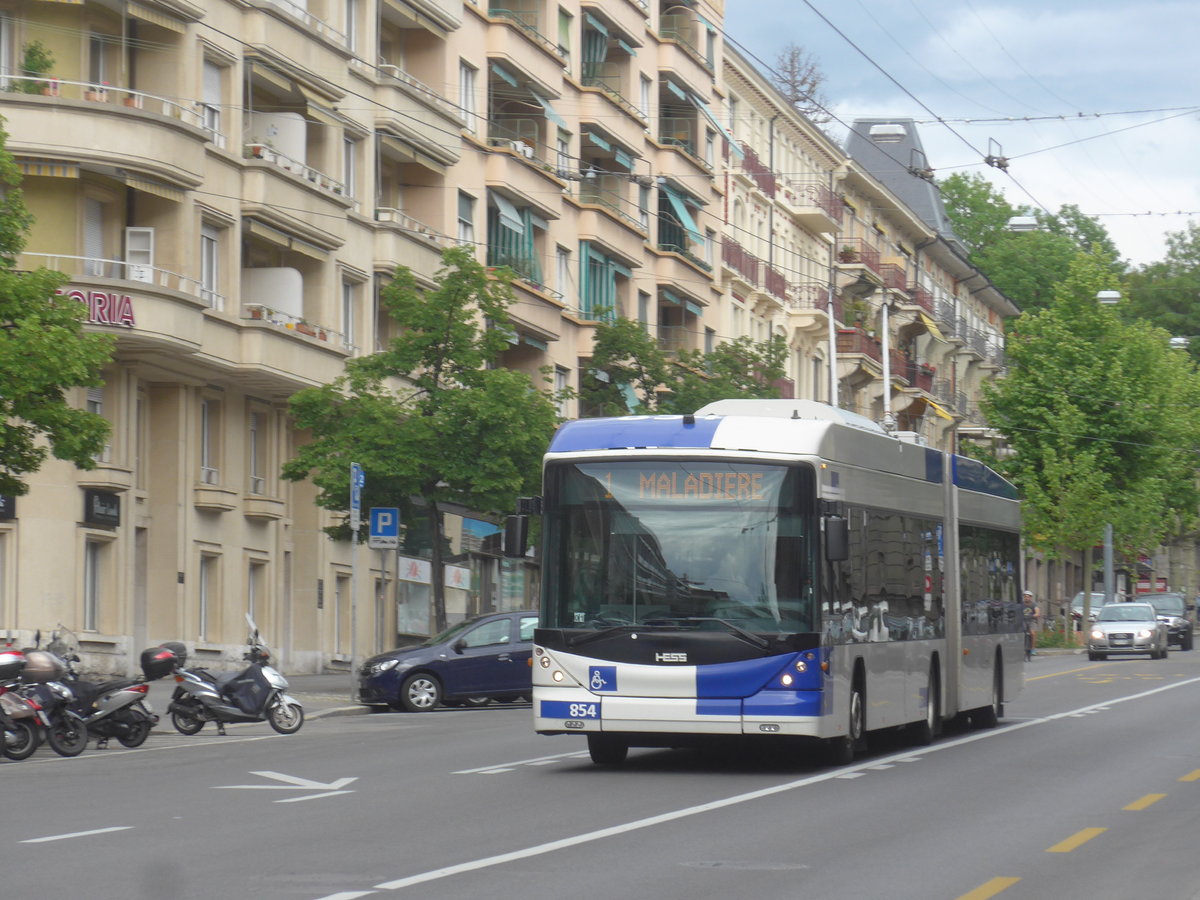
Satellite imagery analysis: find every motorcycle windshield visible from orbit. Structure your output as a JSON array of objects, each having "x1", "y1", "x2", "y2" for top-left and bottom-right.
[{"x1": 224, "y1": 666, "x2": 272, "y2": 716}]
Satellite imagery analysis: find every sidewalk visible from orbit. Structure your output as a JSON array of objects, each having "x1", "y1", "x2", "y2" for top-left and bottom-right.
[{"x1": 144, "y1": 672, "x2": 368, "y2": 721}]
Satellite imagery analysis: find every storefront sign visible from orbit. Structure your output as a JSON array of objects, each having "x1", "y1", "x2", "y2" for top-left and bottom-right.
[
  {"x1": 58, "y1": 288, "x2": 136, "y2": 328},
  {"x1": 83, "y1": 490, "x2": 121, "y2": 527}
]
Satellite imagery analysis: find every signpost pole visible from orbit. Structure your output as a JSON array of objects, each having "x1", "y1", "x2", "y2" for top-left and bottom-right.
[{"x1": 349, "y1": 463, "x2": 364, "y2": 700}]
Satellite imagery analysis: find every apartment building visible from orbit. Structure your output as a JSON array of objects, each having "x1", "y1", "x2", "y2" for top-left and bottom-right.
[
  {"x1": 720, "y1": 50, "x2": 1016, "y2": 451},
  {"x1": 0, "y1": 0, "x2": 735, "y2": 673},
  {"x1": 0, "y1": 0, "x2": 1016, "y2": 674}
]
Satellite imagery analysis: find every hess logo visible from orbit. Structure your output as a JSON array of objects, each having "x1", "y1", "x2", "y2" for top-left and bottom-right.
[{"x1": 655, "y1": 652, "x2": 687, "y2": 663}]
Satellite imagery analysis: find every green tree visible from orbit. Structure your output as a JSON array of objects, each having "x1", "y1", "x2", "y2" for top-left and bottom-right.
[
  {"x1": 1125, "y1": 221, "x2": 1200, "y2": 363},
  {"x1": 981, "y1": 253, "x2": 1200, "y2": 566},
  {"x1": 579, "y1": 319, "x2": 787, "y2": 416},
  {"x1": 580, "y1": 315, "x2": 671, "y2": 416},
  {"x1": 937, "y1": 173, "x2": 1123, "y2": 313},
  {"x1": 0, "y1": 117, "x2": 113, "y2": 496},
  {"x1": 662, "y1": 334, "x2": 789, "y2": 413},
  {"x1": 283, "y1": 246, "x2": 565, "y2": 631}
]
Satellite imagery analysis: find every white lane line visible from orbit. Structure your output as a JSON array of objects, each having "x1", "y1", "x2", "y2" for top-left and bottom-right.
[
  {"x1": 22, "y1": 826, "x2": 133, "y2": 844},
  {"x1": 312, "y1": 893, "x2": 377, "y2": 900},
  {"x1": 276, "y1": 791, "x2": 357, "y2": 803},
  {"x1": 453, "y1": 750, "x2": 588, "y2": 774},
  {"x1": 309, "y1": 676, "x2": 1200, "y2": 899}
]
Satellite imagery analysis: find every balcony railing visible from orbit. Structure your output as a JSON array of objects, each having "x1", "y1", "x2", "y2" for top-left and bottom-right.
[
  {"x1": 20, "y1": 252, "x2": 208, "y2": 303},
  {"x1": 374, "y1": 208, "x2": 453, "y2": 246},
  {"x1": 835, "y1": 238, "x2": 882, "y2": 274},
  {"x1": 580, "y1": 73, "x2": 643, "y2": 120},
  {"x1": 722, "y1": 237, "x2": 760, "y2": 284},
  {"x1": 378, "y1": 63, "x2": 460, "y2": 118},
  {"x1": 738, "y1": 142, "x2": 776, "y2": 198},
  {"x1": 244, "y1": 304, "x2": 346, "y2": 346},
  {"x1": 836, "y1": 328, "x2": 882, "y2": 363},
  {"x1": 880, "y1": 263, "x2": 907, "y2": 292},
  {"x1": 659, "y1": 14, "x2": 712, "y2": 71},
  {"x1": 576, "y1": 184, "x2": 642, "y2": 229},
  {"x1": 250, "y1": 0, "x2": 348, "y2": 46},
  {"x1": 488, "y1": 6, "x2": 562, "y2": 56},
  {"x1": 3, "y1": 76, "x2": 209, "y2": 130},
  {"x1": 658, "y1": 324, "x2": 689, "y2": 353},
  {"x1": 781, "y1": 181, "x2": 842, "y2": 224},
  {"x1": 908, "y1": 284, "x2": 935, "y2": 313},
  {"x1": 244, "y1": 144, "x2": 346, "y2": 198}
]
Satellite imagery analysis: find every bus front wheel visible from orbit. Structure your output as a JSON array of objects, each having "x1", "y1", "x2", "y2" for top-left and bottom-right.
[
  {"x1": 826, "y1": 682, "x2": 864, "y2": 765},
  {"x1": 587, "y1": 733, "x2": 628, "y2": 765}
]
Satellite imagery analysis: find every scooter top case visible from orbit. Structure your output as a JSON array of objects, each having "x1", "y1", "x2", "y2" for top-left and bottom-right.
[
  {"x1": 0, "y1": 650, "x2": 25, "y2": 681},
  {"x1": 140, "y1": 646, "x2": 178, "y2": 681},
  {"x1": 21, "y1": 650, "x2": 66, "y2": 683}
]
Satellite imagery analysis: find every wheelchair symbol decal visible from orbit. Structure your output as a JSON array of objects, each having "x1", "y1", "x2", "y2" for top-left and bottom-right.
[{"x1": 589, "y1": 666, "x2": 617, "y2": 692}]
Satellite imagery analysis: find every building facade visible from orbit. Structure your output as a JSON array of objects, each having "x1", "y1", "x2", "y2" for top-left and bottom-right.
[{"x1": 0, "y1": 0, "x2": 1015, "y2": 675}]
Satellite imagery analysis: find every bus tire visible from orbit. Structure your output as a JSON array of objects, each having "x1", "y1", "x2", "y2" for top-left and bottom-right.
[
  {"x1": 827, "y1": 678, "x2": 865, "y2": 765},
  {"x1": 587, "y1": 733, "x2": 628, "y2": 765},
  {"x1": 972, "y1": 657, "x2": 1002, "y2": 729},
  {"x1": 910, "y1": 662, "x2": 940, "y2": 746}
]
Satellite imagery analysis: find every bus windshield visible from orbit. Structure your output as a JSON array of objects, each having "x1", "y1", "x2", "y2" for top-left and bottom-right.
[{"x1": 542, "y1": 461, "x2": 817, "y2": 633}]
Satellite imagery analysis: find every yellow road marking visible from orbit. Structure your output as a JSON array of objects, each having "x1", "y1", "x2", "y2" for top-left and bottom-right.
[
  {"x1": 956, "y1": 877, "x2": 1021, "y2": 899},
  {"x1": 1180, "y1": 770, "x2": 1200, "y2": 782},
  {"x1": 1047, "y1": 827, "x2": 1107, "y2": 852},
  {"x1": 1123, "y1": 793, "x2": 1166, "y2": 811},
  {"x1": 1025, "y1": 663, "x2": 1106, "y2": 681}
]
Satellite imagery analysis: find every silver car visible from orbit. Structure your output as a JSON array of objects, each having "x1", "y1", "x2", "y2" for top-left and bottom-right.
[{"x1": 1088, "y1": 603, "x2": 1169, "y2": 660}]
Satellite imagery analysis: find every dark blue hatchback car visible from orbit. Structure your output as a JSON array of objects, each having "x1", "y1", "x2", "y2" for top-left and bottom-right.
[{"x1": 357, "y1": 610, "x2": 538, "y2": 712}]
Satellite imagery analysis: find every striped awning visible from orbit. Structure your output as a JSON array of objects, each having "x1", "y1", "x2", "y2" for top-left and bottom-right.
[
  {"x1": 127, "y1": 2, "x2": 187, "y2": 33},
  {"x1": 245, "y1": 219, "x2": 329, "y2": 259},
  {"x1": 919, "y1": 311, "x2": 947, "y2": 342},
  {"x1": 17, "y1": 159, "x2": 79, "y2": 178},
  {"x1": 126, "y1": 175, "x2": 186, "y2": 202}
]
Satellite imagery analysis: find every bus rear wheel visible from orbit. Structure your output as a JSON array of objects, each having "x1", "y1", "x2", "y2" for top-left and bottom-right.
[
  {"x1": 972, "y1": 658, "x2": 1002, "y2": 729},
  {"x1": 587, "y1": 733, "x2": 628, "y2": 765},
  {"x1": 910, "y1": 664, "x2": 940, "y2": 746}
]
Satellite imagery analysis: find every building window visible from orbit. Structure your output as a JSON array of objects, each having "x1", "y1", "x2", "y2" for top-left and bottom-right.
[
  {"x1": 639, "y1": 75, "x2": 651, "y2": 118},
  {"x1": 457, "y1": 191, "x2": 475, "y2": 246},
  {"x1": 83, "y1": 539, "x2": 103, "y2": 631},
  {"x1": 248, "y1": 559, "x2": 265, "y2": 621},
  {"x1": 341, "y1": 280, "x2": 357, "y2": 352},
  {"x1": 86, "y1": 387, "x2": 111, "y2": 463},
  {"x1": 459, "y1": 61, "x2": 477, "y2": 131},
  {"x1": 200, "y1": 396, "x2": 220, "y2": 485},
  {"x1": 198, "y1": 554, "x2": 217, "y2": 641},
  {"x1": 556, "y1": 245, "x2": 572, "y2": 304},
  {"x1": 342, "y1": 137, "x2": 356, "y2": 199},
  {"x1": 638, "y1": 185, "x2": 650, "y2": 231},
  {"x1": 248, "y1": 410, "x2": 266, "y2": 495},
  {"x1": 335, "y1": 574, "x2": 350, "y2": 655},
  {"x1": 704, "y1": 228, "x2": 715, "y2": 266},
  {"x1": 555, "y1": 366, "x2": 570, "y2": 418},
  {"x1": 704, "y1": 129, "x2": 715, "y2": 167},
  {"x1": 200, "y1": 224, "x2": 220, "y2": 309},
  {"x1": 705, "y1": 327, "x2": 715, "y2": 354},
  {"x1": 88, "y1": 34, "x2": 107, "y2": 87},
  {"x1": 638, "y1": 290, "x2": 650, "y2": 326},
  {"x1": 201, "y1": 60, "x2": 224, "y2": 146},
  {"x1": 344, "y1": 0, "x2": 358, "y2": 52}
]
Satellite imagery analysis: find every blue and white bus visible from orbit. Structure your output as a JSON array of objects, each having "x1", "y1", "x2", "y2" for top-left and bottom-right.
[{"x1": 514, "y1": 399, "x2": 1023, "y2": 765}]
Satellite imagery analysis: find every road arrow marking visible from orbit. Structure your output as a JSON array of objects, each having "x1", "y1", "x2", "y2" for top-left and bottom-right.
[{"x1": 215, "y1": 770, "x2": 358, "y2": 796}]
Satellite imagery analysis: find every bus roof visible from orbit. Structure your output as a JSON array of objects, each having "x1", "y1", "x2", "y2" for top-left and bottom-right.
[{"x1": 546, "y1": 401, "x2": 1017, "y2": 501}]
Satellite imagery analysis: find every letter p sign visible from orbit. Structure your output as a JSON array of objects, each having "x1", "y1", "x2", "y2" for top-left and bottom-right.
[{"x1": 368, "y1": 507, "x2": 400, "y2": 549}]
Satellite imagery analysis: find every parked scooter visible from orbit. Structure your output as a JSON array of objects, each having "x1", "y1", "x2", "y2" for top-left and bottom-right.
[
  {"x1": 167, "y1": 616, "x2": 304, "y2": 735},
  {"x1": 18, "y1": 635, "x2": 87, "y2": 757},
  {"x1": 50, "y1": 627, "x2": 173, "y2": 749},
  {"x1": 0, "y1": 649, "x2": 41, "y2": 760}
]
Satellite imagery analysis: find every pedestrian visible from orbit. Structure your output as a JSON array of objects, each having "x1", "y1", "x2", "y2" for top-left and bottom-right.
[{"x1": 1022, "y1": 590, "x2": 1040, "y2": 659}]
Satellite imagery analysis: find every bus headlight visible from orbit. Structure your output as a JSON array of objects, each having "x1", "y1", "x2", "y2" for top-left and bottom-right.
[
  {"x1": 539, "y1": 656, "x2": 551, "y2": 668},
  {"x1": 780, "y1": 673, "x2": 794, "y2": 686},
  {"x1": 552, "y1": 670, "x2": 564, "y2": 682},
  {"x1": 794, "y1": 659, "x2": 808, "y2": 673}
]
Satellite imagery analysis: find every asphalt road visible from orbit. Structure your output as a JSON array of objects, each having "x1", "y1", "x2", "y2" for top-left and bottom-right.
[{"x1": 4, "y1": 650, "x2": 1200, "y2": 900}]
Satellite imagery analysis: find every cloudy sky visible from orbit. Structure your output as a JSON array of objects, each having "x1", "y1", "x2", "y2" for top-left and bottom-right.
[{"x1": 723, "y1": 0, "x2": 1200, "y2": 267}]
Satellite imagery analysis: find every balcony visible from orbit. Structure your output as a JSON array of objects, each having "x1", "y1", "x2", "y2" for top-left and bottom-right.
[
  {"x1": 736, "y1": 142, "x2": 776, "y2": 198},
  {"x1": 244, "y1": 144, "x2": 346, "y2": 200},
  {"x1": 836, "y1": 328, "x2": 882, "y2": 363},
  {"x1": 836, "y1": 238, "x2": 882, "y2": 275},
  {"x1": 907, "y1": 284, "x2": 935, "y2": 314},
  {"x1": 247, "y1": 0, "x2": 349, "y2": 47},
  {"x1": 722, "y1": 237, "x2": 760, "y2": 285},
  {"x1": 778, "y1": 181, "x2": 841, "y2": 233},
  {"x1": 880, "y1": 263, "x2": 907, "y2": 293}
]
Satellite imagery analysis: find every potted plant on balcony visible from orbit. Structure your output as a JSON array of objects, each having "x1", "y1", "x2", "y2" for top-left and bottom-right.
[
  {"x1": 838, "y1": 244, "x2": 859, "y2": 263},
  {"x1": 16, "y1": 41, "x2": 55, "y2": 95},
  {"x1": 85, "y1": 81, "x2": 109, "y2": 102}
]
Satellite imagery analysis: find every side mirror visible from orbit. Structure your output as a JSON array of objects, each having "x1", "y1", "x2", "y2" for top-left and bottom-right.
[
  {"x1": 451, "y1": 638, "x2": 467, "y2": 654},
  {"x1": 825, "y1": 516, "x2": 848, "y2": 561},
  {"x1": 503, "y1": 515, "x2": 529, "y2": 558}
]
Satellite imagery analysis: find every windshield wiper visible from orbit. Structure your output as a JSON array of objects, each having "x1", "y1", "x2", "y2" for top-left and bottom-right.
[
  {"x1": 566, "y1": 624, "x2": 642, "y2": 648},
  {"x1": 640, "y1": 616, "x2": 771, "y2": 651}
]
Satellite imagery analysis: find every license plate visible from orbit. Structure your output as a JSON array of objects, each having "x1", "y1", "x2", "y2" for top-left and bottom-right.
[{"x1": 540, "y1": 700, "x2": 601, "y2": 719}]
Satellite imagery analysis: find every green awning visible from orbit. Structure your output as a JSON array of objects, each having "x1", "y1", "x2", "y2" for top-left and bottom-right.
[
  {"x1": 530, "y1": 88, "x2": 568, "y2": 130},
  {"x1": 661, "y1": 289, "x2": 682, "y2": 306},
  {"x1": 685, "y1": 300, "x2": 703, "y2": 316},
  {"x1": 583, "y1": 11, "x2": 607, "y2": 36},
  {"x1": 613, "y1": 148, "x2": 633, "y2": 170},
  {"x1": 617, "y1": 38, "x2": 637, "y2": 56},
  {"x1": 490, "y1": 62, "x2": 518, "y2": 87},
  {"x1": 585, "y1": 130, "x2": 612, "y2": 151},
  {"x1": 660, "y1": 183, "x2": 703, "y2": 245},
  {"x1": 491, "y1": 193, "x2": 524, "y2": 234},
  {"x1": 689, "y1": 92, "x2": 744, "y2": 158},
  {"x1": 665, "y1": 80, "x2": 688, "y2": 102}
]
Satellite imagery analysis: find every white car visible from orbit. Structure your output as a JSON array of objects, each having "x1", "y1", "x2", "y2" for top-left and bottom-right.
[{"x1": 1088, "y1": 603, "x2": 1169, "y2": 660}]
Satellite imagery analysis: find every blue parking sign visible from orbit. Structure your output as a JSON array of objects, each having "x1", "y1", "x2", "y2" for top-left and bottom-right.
[{"x1": 369, "y1": 507, "x2": 400, "y2": 549}]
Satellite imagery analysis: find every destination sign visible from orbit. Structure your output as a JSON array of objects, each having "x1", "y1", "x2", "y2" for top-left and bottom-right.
[{"x1": 588, "y1": 467, "x2": 779, "y2": 503}]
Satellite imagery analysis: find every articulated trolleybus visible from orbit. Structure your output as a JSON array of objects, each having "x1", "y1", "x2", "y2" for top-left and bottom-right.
[{"x1": 512, "y1": 399, "x2": 1023, "y2": 765}]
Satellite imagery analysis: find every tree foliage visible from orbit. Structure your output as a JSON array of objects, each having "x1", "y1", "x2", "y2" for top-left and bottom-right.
[
  {"x1": 1124, "y1": 221, "x2": 1200, "y2": 364},
  {"x1": 579, "y1": 318, "x2": 787, "y2": 416},
  {"x1": 0, "y1": 117, "x2": 113, "y2": 496},
  {"x1": 937, "y1": 173, "x2": 1123, "y2": 313},
  {"x1": 980, "y1": 253, "x2": 1200, "y2": 560},
  {"x1": 282, "y1": 247, "x2": 566, "y2": 630},
  {"x1": 770, "y1": 43, "x2": 831, "y2": 125}
]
